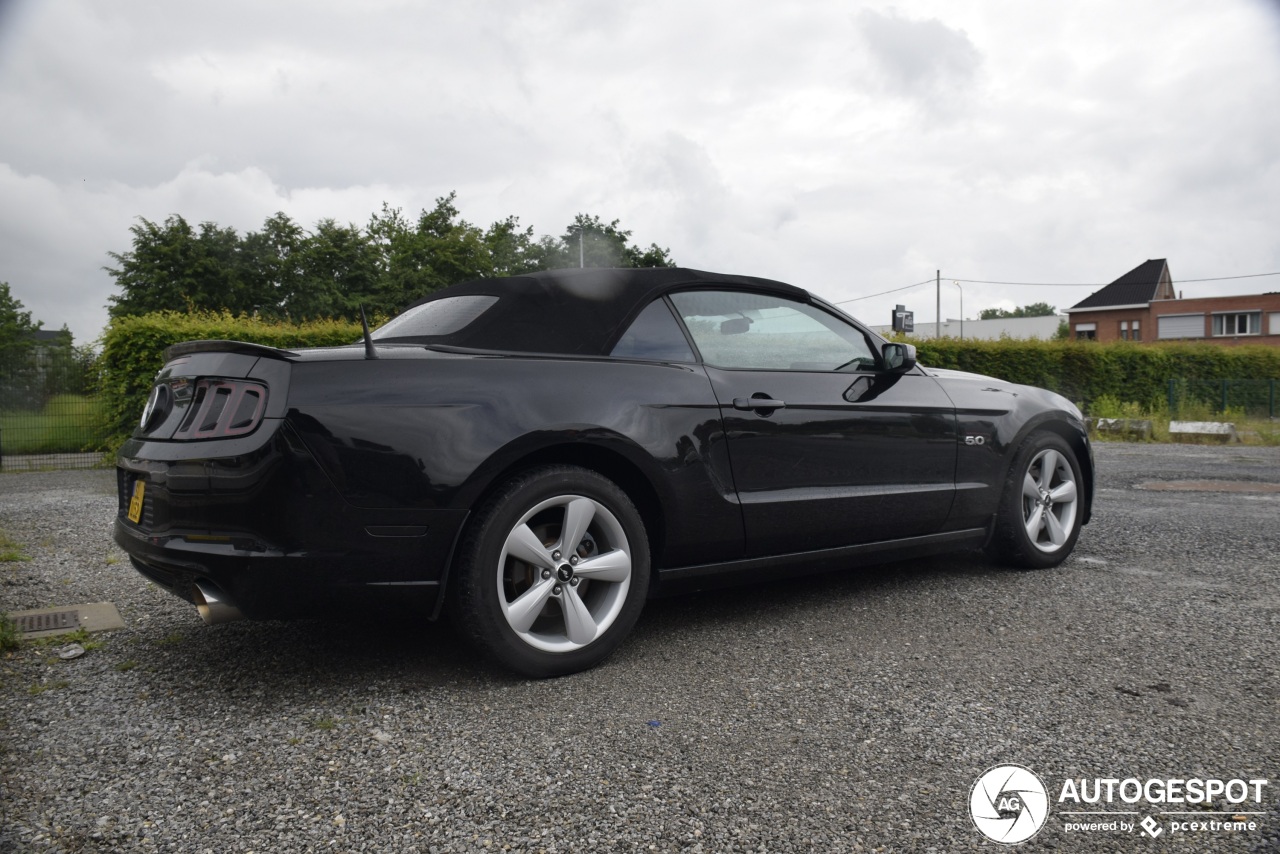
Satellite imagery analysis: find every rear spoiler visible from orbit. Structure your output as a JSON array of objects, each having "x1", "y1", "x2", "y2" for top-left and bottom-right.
[{"x1": 163, "y1": 340, "x2": 298, "y2": 362}]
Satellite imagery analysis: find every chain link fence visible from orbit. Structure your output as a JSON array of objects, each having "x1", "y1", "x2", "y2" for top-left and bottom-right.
[{"x1": 1, "y1": 342, "x2": 109, "y2": 472}]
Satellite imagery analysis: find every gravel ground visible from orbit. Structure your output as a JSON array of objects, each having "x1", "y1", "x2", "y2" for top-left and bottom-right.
[{"x1": 0, "y1": 443, "x2": 1276, "y2": 853}]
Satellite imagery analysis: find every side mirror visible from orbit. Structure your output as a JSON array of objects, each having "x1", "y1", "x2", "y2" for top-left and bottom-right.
[{"x1": 882, "y1": 342, "x2": 917, "y2": 373}]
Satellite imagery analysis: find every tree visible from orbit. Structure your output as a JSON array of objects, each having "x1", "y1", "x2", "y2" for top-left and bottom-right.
[
  {"x1": 105, "y1": 215, "x2": 259, "y2": 318},
  {"x1": 239, "y1": 212, "x2": 308, "y2": 318},
  {"x1": 367, "y1": 194, "x2": 494, "y2": 316},
  {"x1": 105, "y1": 216, "x2": 197, "y2": 317},
  {"x1": 0, "y1": 281, "x2": 39, "y2": 351},
  {"x1": 979, "y1": 302, "x2": 1058, "y2": 320},
  {"x1": 291, "y1": 219, "x2": 382, "y2": 320},
  {"x1": 483, "y1": 215, "x2": 544, "y2": 277},
  {"x1": 628, "y1": 242, "x2": 676, "y2": 268},
  {"x1": 103, "y1": 196, "x2": 678, "y2": 323},
  {"x1": 562, "y1": 214, "x2": 631, "y2": 268},
  {"x1": 39, "y1": 326, "x2": 97, "y2": 398},
  {"x1": 546, "y1": 214, "x2": 676, "y2": 270},
  {"x1": 0, "y1": 283, "x2": 42, "y2": 409}
]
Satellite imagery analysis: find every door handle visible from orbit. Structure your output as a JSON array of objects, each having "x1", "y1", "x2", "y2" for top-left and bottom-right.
[{"x1": 732, "y1": 395, "x2": 786, "y2": 411}]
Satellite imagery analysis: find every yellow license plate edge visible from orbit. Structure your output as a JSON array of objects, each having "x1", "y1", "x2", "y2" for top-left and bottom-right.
[{"x1": 127, "y1": 480, "x2": 146, "y2": 524}]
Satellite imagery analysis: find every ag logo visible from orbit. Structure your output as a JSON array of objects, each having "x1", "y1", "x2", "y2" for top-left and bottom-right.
[{"x1": 969, "y1": 765, "x2": 1049, "y2": 844}]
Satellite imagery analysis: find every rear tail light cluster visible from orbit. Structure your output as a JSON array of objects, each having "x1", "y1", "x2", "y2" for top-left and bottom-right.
[{"x1": 173, "y1": 379, "x2": 268, "y2": 439}]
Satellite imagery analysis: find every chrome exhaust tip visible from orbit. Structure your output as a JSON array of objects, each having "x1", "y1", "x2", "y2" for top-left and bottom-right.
[{"x1": 193, "y1": 581, "x2": 245, "y2": 625}]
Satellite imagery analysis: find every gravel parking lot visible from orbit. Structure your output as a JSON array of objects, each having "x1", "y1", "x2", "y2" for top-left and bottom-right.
[{"x1": 1, "y1": 443, "x2": 1277, "y2": 852}]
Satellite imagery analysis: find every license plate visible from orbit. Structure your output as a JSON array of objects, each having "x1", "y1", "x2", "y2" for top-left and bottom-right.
[{"x1": 127, "y1": 480, "x2": 146, "y2": 524}]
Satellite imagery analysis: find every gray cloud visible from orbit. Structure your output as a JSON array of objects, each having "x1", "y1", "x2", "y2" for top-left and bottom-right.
[
  {"x1": 855, "y1": 9, "x2": 981, "y2": 105},
  {"x1": 0, "y1": 0, "x2": 1278, "y2": 344}
]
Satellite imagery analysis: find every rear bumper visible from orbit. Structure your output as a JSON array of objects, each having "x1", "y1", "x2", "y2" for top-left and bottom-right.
[{"x1": 114, "y1": 424, "x2": 468, "y2": 621}]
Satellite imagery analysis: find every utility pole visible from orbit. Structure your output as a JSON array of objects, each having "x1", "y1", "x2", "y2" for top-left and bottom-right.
[{"x1": 936, "y1": 270, "x2": 941, "y2": 339}]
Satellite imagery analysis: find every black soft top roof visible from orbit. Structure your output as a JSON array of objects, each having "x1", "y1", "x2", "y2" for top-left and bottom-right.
[{"x1": 377, "y1": 267, "x2": 810, "y2": 356}]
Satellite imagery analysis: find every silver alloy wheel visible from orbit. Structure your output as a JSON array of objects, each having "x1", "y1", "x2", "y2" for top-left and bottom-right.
[
  {"x1": 1021, "y1": 447, "x2": 1079, "y2": 553},
  {"x1": 496, "y1": 494, "x2": 632, "y2": 653}
]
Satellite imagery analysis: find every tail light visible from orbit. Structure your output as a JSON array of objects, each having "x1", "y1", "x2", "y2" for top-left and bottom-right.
[{"x1": 173, "y1": 379, "x2": 268, "y2": 439}]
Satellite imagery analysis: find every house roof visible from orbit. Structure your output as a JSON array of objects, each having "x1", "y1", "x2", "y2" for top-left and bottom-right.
[{"x1": 1070, "y1": 259, "x2": 1170, "y2": 310}]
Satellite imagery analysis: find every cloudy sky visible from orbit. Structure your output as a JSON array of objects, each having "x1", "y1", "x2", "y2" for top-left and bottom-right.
[{"x1": 2, "y1": 0, "x2": 1280, "y2": 344}]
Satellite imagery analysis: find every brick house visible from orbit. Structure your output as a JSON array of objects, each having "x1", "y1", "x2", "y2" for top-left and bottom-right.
[{"x1": 1065, "y1": 259, "x2": 1280, "y2": 346}]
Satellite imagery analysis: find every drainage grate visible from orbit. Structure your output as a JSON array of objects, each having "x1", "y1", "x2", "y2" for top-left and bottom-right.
[{"x1": 14, "y1": 609, "x2": 80, "y2": 635}]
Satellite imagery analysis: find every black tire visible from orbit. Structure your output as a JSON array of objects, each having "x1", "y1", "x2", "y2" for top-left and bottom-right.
[
  {"x1": 987, "y1": 431, "x2": 1084, "y2": 570},
  {"x1": 448, "y1": 465, "x2": 650, "y2": 678}
]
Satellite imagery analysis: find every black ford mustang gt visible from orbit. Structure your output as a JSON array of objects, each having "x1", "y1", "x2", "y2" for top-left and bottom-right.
[{"x1": 115, "y1": 267, "x2": 1093, "y2": 676}]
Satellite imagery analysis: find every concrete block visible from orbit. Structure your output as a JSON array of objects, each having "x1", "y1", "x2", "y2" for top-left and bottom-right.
[
  {"x1": 1168, "y1": 421, "x2": 1239, "y2": 442},
  {"x1": 1088, "y1": 418, "x2": 1154, "y2": 440}
]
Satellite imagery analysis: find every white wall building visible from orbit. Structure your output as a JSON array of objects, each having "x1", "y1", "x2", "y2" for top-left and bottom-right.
[{"x1": 870, "y1": 314, "x2": 1067, "y2": 341}]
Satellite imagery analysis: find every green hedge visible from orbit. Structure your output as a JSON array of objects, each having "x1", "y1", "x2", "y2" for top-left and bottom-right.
[
  {"x1": 99, "y1": 312, "x2": 1280, "y2": 452},
  {"x1": 99, "y1": 311, "x2": 361, "y2": 450},
  {"x1": 913, "y1": 338, "x2": 1280, "y2": 408}
]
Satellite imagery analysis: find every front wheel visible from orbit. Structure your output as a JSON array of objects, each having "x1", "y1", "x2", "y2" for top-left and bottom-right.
[
  {"x1": 987, "y1": 432, "x2": 1083, "y2": 569},
  {"x1": 449, "y1": 465, "x2": 650, "y2": 677}
]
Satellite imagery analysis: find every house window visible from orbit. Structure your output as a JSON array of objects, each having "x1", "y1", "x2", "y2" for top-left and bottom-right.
[
  {"x1": 1270, "y1": 313, "x2": 1280, "y2": 335},
  {"x1": 1132, "y1": 320, "x2": 1141, "y2": 341},
  {"x1": 1120, "y1": 321, "x2": 1129, "y2": 340},
  {"x1": 1074, "y1": 322, "x2": 1096, "y2": 341},
  {"x1": 1212, "y1": 312, "x2": 1261, "y2": 337}
]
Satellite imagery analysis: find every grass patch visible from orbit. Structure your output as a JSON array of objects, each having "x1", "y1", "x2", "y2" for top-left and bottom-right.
[
  {"x1": 0, "y1": 394, "x2": 107, "y2": 454},
  {"x1": 27, "y1": 679, "x2": 70, "y2": 696},
  {"x1": 26, "y1": 628, "x2": 91, "y2": 648},
  {"x1": 114, "y1": 660, "x2": 138, "y2": 672},
  {"x1": 0, "y1": 614, "x2": 19, "y2": 652},
  {"x1": 1088, "y1": 395, "x2": 1280, "y2": 445},
  {"x1": 311, "y1": 717, "x2": 339, "y2": 731},
  {"x1": 0, "y1": 530, "x2": 28, "y2": 563}
]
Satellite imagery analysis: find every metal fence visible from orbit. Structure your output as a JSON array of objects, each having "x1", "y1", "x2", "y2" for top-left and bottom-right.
[
  {"x1": 1, "y1": 348, "x2": 109, "y2": 472},
  {"x1": 1167, "y1": 378, "x2": 1278, "y2": 419}
]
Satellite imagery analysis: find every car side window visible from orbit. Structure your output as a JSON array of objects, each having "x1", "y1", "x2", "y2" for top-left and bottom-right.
[
  {"x1": 669, "y1": 290, "x2": 876, "y2": 371},
  {"x1": 610, "y1": 298, "x2": 697, "y2": 362}
]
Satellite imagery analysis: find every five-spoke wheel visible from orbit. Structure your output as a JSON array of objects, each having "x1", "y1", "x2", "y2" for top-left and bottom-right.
[
  {"x1": 496, "y1": 494, "x2": 633, "y2": 653},
  {"x1": 450, "y1": 466, "x2": 649, "y2": 677},
  {"x1": 989, "y1": 432, "x2": 1084, "y2": 569},
  {"x1": 1020, "y1": 446, "x2": 1080, "y2": 554}
]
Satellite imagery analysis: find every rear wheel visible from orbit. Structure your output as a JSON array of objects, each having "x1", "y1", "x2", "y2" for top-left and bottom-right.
[
  {"x1": 449, "y1": 465, "x2": 650, "y2": 677},
  {"x1": 987, "y1": 432, "x2": 1083, "y2": 569}
]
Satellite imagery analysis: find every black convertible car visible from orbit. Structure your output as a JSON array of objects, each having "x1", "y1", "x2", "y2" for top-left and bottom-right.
[{"x1": 115, "y1": 267, "x2": 1093, "y2": 676}]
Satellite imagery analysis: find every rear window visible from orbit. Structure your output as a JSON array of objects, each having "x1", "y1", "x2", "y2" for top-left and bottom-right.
[{"x1": 372, "y1": 295, "x2": 499, "y2": 340}]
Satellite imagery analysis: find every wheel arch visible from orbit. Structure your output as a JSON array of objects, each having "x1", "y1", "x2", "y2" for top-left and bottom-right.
[
  {"x1": 440, "y1": 437, "x2": 668, "y2": 607},
  {"x1": 1005, "y1": 416, "x2": 1094, "y2": 526}
]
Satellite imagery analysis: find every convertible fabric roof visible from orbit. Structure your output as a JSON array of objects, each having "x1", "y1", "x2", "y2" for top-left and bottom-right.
[{"x1": 382, "y1": 267, "x2": 810, "y2": 356}]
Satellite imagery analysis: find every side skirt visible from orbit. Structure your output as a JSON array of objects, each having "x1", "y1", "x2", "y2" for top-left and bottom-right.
[{"x1": 652, "y1": 527, "x2": 989, "y2": 596}]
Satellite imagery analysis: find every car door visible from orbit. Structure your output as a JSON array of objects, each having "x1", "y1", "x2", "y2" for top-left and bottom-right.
[{"x1": 668, "y1": 289, "x2": 958, "y2": 557}]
